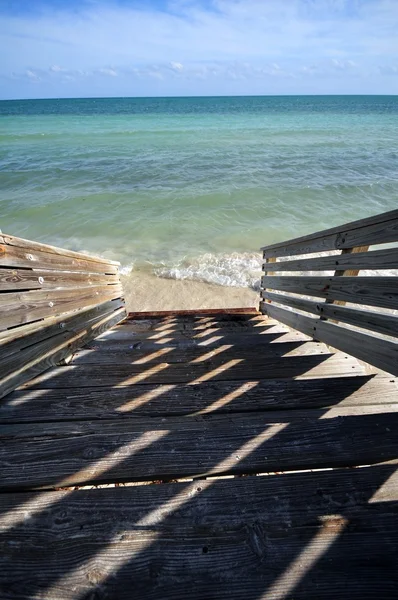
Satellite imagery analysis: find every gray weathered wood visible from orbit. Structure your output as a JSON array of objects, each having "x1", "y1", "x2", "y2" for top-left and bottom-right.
[
  {"x1": 0, "y1": 242, "x2": 118, "y2": 274},
  {"x1": 0, "y1": 309, "x2": 126, "y2": 395},
  {"x1": 0, "y1": 299, "x2": 125, "y2": 361},
  {"x1": 0, "y1": 409, "x2": 397, "y2": 490},
  {"x1": 0, "y1": 267, "x2": 119, "y2": 291},
  {"x1": 2, "y1": 375, "x2": 396, "y2": 423},
  {"x1": 87, "y1": 328, "x2": 313, "y2": 351},
  {"x1": 313, "y1": 319, "x2": 398, "y2": 376},
  {"x1": 2, "y1": 233, "x2": 119, "y2": 266},
  {"x1": 127, "y1": 308, "x2": 260, "y2": 319},
  {"x1": 263, "y1": 247, "x2": 398, "y2": 272},
  {"x1": 98, "y1": 320, "x2": 284, "y2": 345},
  {"x1": 261, "y1": 303, "x2": 317, "y2": 337},
  {"x1": 0, "y1": 465, "x2": 397, "y2": 599},
  {"x1": 0, "y1": 284, "x2": 123, "y2": 330},
  {"x1": 261, "y1": 292, "x2": 398, "y2": 338},
  {"x1": 120, "y1": 315, "x2": 267, "y2": 331},
  {"x1": 0, "y1": 307, "x2": 126, "y2": 399},
  {"x1": 265, "y1": 304, "x2": 398, "y2": 376},
  {"x1": 20, "y1": 351, "x2": 365, "y2": 390},
  {"x1": 73, "y1": 340, "x2": 330, "y2": 365},
  {"x1": 261, "y1": 275, "x2": 398, "y2": 310},
  {"x1": 261, "y1": 208, "x2": 398, "y2": 257}
]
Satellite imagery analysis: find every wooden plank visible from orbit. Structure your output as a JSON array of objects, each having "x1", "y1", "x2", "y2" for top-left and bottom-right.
[
  {"x1": 261, "y1": 275, "x2": 398, "y2": 310},
  {"x1": 0, "y1": 299, "x2": 125, "y2": 361},
  {"x1": 2, "y1": 233, "x2": 119, "y2": 266},
  {"x1": 0, "y1": 267, "x2": 40, "y2": 290},
  {"x1": 0, "y1": 465, "x2": 397, "y2": 599},
  {"x1": 127, "y1": 308, "x2": 260, "y2": 319},
  {"x1": 0, "y1": 409, "x2": 397, "y2": 490},
  {"x1": 261, "y1": 208, "x2": 398, "y2": 257},
  {"x1": 0, "y1": 284, "x2": 123, "y2": 331},
  {"x1": 2, "y1": 375, "x2": 397, "y2": 423},
  {"x1": 87, "y1": 328, "x2": 313, "y2": 351},
  {"x1": 261, "y1": 292, "x2": 398, "y2": 338},
  {"x1": 0, "y1": 242, "x2": 118, "y2": 274},
  {"x1": 266, "y1": 304, "x2": 398, "y2": 376},
  {"x1": 0, "y1": 307, "x2": 126, "y2": 399},
  {"x1": 262, "y1": 304, "x2": 317, "y2": 338},
  {"x1": 20, "y1": 352, "x2": 365, "y2": 390},
  {"x1": 263, "y1": 246, "x2": 398, "y2": 272},
  {"x1": 110, "y1": 316, "x2": 269, "y2": 337},
  {"x1": 115, "y1": 319, "x2": 271, "y2": 336},
  {"x1": 73, "y1": 340, "x2": 330, "y2": 365},
  {"x1": 313, "y1": 319, "x2": 398, "y2": 376},
  {"x1": 98, "y1": 321, "x2": 282, "y2": 345},
  {"x1": 0, "y1": 267, "x2": 119, "y2": 291}
]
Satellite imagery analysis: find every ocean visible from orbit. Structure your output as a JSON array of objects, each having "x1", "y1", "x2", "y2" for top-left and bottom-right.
[{"x1": 1, "y1": 95, "x2": 397, "y2": 310}]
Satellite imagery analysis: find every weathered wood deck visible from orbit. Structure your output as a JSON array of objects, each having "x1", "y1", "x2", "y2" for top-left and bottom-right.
[{"x1": 1, "y1": 308, "x2": 398, "y2": 599}]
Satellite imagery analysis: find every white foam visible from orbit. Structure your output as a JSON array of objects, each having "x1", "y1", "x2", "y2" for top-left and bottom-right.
[{"x1": 153, "y1": 252, "x2": 263, "y2": 290}]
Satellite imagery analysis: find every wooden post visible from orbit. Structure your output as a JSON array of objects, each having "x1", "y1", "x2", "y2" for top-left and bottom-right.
[
  {"x1": 260, "y1": 256, "x2": 277, "y2": 316},
  {"x1": 322, "y1": 245, "x2": 369, "y2": 329}
]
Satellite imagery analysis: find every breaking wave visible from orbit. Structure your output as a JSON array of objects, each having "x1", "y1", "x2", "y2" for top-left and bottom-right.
[{"x1": 148, "y1": 252, "x2": 263, "y2": 290}]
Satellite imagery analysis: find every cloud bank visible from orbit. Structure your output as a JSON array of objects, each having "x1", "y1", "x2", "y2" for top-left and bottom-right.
[{"x1": 1, "y1": 0, "x2": 398, "y2": 99}]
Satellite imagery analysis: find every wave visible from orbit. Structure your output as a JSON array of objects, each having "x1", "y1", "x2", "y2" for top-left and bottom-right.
[{"x1": 148, "y1": 252, "x2": 263, "y2": 290}]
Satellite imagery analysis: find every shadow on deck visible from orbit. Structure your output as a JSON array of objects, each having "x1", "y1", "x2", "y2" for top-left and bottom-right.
[{"x1": 1, "y1": 309, "x2": 397, "y2": 599}]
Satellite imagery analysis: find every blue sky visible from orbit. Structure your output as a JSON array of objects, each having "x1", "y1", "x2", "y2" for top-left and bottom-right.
[{"x1": 1, "y1": 0, "x2": 398, "y2": 99}]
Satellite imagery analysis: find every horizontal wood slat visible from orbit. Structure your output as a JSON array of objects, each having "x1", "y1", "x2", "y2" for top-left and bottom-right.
[
  {"x1": 1, "y1": 233, "x2": 119, "y2": 266},
  {"x1": 0, "y1": 409, "x2": 397, "y2": 490},
  {"x1": 261, "y1": 209, "x2": 398, "y2": 257},
  {"x1": 261, "y1": 275, "x2": 398, "y2": 310},
  {"x1": 0, "y1": 242, "x2": 118, "y2": 274},
  {"x1": 73, "y1": 340, "x2": 329, "y2": 364},
  {"x1": 263, "y1": 247, "x2": 398, "y2": 272},
  {"x1": 0, "y1": 299, "x2": 125, "y2": 361},
  {"x1": 0, "y1": 285, "x2": 123, "y2": 331},
  {"x1": 0, "y1": 465, "x2": 396, "y2": 599},
  {"x1": 3, "y1": 375, "x2": 396, "y2": 423},
  {"x1": 0, "y1": 267, "x2": 119, "y2": 291},
  {"x1": 0, "y1": 307, "x2": 126, "y2": 399},
  {"x1": 265, "y1": 304, "x2": 398, "y2": 376},
  {"x1": 20, "y1": 351, "x2": 365, "y2": 390},
  {"x1": 261, "y1": 292, "x2": 398, "y2": 338}
]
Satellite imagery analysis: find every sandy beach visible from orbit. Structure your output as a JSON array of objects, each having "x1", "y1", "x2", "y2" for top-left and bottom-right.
[{"x1": 121, "y1": 271, "x2": 258, "y2": 312}]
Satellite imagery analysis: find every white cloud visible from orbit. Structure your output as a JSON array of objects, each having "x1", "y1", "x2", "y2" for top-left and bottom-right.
[
  {"x1": 25, "y1": 69, "x2": 41, "y2": 82},
  {"x1": 49, "y1": 64, "x2": 66, "y2": 72},
  {"x1": 1, "y1": 0, "x2": 398, "y2": 97},
  {"x1": 97, "y1": 67, "x2": 118, "y2": 77},
  {"x1": 170, "y1": 61, "x2": 184, "y2": 71}
]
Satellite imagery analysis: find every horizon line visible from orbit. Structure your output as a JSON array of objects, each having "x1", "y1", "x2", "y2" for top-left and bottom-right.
[{"x1": 2, "y1": 93, "x2": 398, "y2": 102}]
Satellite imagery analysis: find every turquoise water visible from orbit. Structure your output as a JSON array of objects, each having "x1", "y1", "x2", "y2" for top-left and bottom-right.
[{"x1": 1, "y1": 96, "x2": 397, "y2": 288}]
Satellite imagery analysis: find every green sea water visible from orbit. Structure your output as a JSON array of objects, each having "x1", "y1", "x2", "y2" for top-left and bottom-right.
[{"x1": 0, "y1": 95, "x2": 397, "y2": 289}]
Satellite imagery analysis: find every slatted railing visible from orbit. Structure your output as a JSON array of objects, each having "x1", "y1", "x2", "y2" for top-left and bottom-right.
[
  {"x1": 260, "y1": 209, "x2": 398, "y2": 376},
  {"x1": 0, "y1": 233, "x2": 126, "y2": 398}
]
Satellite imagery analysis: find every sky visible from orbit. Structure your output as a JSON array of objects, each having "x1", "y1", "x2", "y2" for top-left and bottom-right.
[{"x1": 1, "y1": 0, "x2": 398, "y2": 99}]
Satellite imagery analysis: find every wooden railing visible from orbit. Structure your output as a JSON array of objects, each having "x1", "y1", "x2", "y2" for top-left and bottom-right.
[
  {"x1": 260, "y1": 209, "x2": 398, "y2": 376},
  {"x1": 0, "y1": 233, "x2": 126, "y2": 398}
]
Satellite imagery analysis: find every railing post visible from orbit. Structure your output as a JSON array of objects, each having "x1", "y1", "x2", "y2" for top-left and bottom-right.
[
  {"x1": 322, "y1": 246, "x2": 369, "y2": 320},
  {"x1": 260, "y1": 256, "x2": 276, "y2": 316}
]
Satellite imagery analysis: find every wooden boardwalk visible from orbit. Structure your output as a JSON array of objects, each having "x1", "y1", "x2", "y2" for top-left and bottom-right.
[{"x1": 1, "y1": 308, "x2": 397, "y2": 599}]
